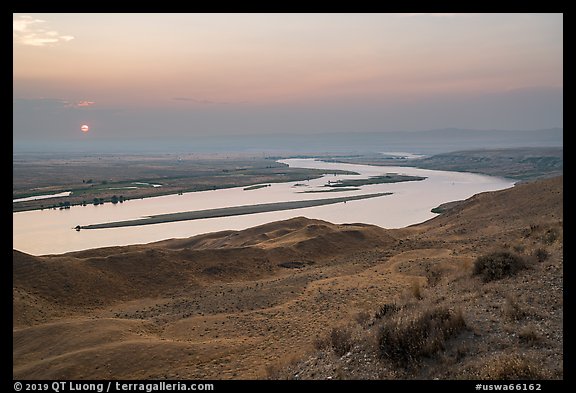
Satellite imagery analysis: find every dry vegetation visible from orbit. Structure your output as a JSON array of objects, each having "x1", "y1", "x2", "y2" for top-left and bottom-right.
[
  {"x1": 13, "y1": 176, "x2": 562, "y2": 380},
  {"x1": 472, "y1": 251, "x2": 528, "y2": 282}
]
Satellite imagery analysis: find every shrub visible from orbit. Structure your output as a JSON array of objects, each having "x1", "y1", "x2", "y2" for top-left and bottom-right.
[
  {"x1": 425, "y1": 266, "x2": 442, "y2": 287},
  {"x1": 533, "y1": 248, "x2": 549, "y2": 262},
  {"x1": 330, "y1": 327, "x2": 353, "y2": 356},
  {"x1": 503, "y1": 296, "x2": 527, "y2": 321},
  {"x1": 472, "y1": 251, "x2": 527, "y2": 282},
  {"x1": 512, "y1": 244, "x2": 525, "y2": 253},
  {"x1": 480, "y1": 354, "x2": 550, "y2": 380},
  {"x1": 411, "y1": 280, "x2": 423, "y2": 300},
  {"x1": 541, "y1": 228, "x2": 558, "y2": 245},
  {"x1": 374, "y1": 303, "x2": 401, "y2": 320},
  {"x1": 377, "y1": 306, "x2": 466, "y2": 367},
  {"x1": 313, "y1": 335, "x2": 331, "y2": 350},
  {"x1": 518, "y1": 326, "x2": 541, "y2": 346},
  {"x1": 354, "y1": 311, "x2": 371, "y2": 327}
]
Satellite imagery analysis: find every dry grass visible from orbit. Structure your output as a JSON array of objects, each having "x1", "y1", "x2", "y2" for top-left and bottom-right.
[
  {"x1": 258, "y1": 176, "x2": 562, "y2": 380},
  {"x1": 478, "y1": 354, "x2": 552, "y2": 380},
  {"x1": 374, "y1": 303, "x2": 402, "y2": 320},
  {"x1": 376, "y1": 306, "x2": 467, "y2": 367},
  {"x1": 503, "y1": 295, "x2": 528, "y2": 321},
  {"x1": 330, "y1": 326, "x2": 354, "y2": 357},
  {"x1": 518, "y1": 325, "x2": 542, "y2": 346},
  {"x1": 410, "y1": 280, "x2": 424, "y2": 300},
  {"x1": 354, "y1": 311, "x2": 371, "y2": 328},
  {"x1": 513, "y1": 244, "x2": 526, "y2": 253},
  {"x1": 313, "y1": 335, "x2": 331, "y2": 351},
  {"x1": 425, "y1": 266, "x2": 443, "y2": 287},
  {"x1": 265, "y1": 353, "x2": 303, "y2": 380}
]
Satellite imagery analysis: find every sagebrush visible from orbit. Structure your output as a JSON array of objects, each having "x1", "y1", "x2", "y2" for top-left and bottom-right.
[
  {"x1": 472, "y1": 251, "x2": 527, "y2": 282},
  {"x1": 377, "y1": 306, "x2": 466, "y2": 367}
]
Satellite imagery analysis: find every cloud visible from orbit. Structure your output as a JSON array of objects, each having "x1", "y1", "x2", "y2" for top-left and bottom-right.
[
  {"x1": 13, "y1": 15, "x2": 74, "y2": 47},
  {"x1": 173, "y1": 97, "x2": 218, "y2": 104},
  {"x1": 13, "y1": 98, "x2": 96, "y2": 110},
  {"x1": 172, "y1": 97, "x2": 247, "y2": 105},
  {"x1": 67, "y1": 100, "x2": 96, "y2": 108}
]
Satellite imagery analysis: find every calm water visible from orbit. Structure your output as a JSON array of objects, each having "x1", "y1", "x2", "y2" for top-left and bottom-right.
[{"x1": 12, "y1": 159, "x2": 515, "y2": 256}]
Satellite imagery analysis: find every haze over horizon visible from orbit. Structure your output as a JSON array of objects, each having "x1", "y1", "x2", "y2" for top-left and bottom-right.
[{"x1": 14, "y1": 13, "x2": 563, "y2": 151}]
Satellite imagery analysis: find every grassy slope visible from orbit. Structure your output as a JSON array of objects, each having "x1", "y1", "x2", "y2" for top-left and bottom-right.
[
  {"x1": 13, "y1": 176, "x2": 562, "y2": 380},
  {"x1": 271, "y1": 176, "x2": 563, "y2": 379},
  {"x1": 408, "y1": 147, "x2": 563, "y2": 180}
]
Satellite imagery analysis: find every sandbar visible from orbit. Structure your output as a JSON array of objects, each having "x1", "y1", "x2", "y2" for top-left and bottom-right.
[{"x1": 79, "y1": 192, "x2": 392, "y2": 229}]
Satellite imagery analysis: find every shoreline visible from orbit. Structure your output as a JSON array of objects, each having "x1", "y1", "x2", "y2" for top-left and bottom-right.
[
  {"x1": 12, "y1": 170, "x2": 358, "y2": 214},
  {"x1": 79, "y1": 192, "x2": 392, "y2": 230}
]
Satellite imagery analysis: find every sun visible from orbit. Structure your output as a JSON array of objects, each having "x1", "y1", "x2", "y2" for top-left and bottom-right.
[{"x1": 81, "y1": 124, "x2": 89, "y2": 133}]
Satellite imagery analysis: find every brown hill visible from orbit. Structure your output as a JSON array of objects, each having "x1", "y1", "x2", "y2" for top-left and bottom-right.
[
  {"x1": 418, "y1": 175, "x2": 562, "y2": 238},
  {"x1": 13, "y1": 177, "x2": 563, "y2": 380},
  {"x1": 271, "y1": 176, "x2": 563, "y2": 380},
  {"x1": 14, "y1": 218, "x2": 397, "y2": 325}
]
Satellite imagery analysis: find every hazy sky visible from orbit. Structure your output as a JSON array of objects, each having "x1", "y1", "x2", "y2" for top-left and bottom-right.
[{"x1": 13, "y1": 13, "x2": 563, "y2": 143}]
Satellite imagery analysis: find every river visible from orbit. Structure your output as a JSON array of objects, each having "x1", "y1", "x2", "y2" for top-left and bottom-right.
[{"x1": 12, "y1": 158, "x2": 515, "y2": 255}]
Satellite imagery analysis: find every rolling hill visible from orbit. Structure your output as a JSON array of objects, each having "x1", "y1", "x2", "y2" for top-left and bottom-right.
[{"x1": 13, "y1": 176, "x2": 563, "y2": 380}]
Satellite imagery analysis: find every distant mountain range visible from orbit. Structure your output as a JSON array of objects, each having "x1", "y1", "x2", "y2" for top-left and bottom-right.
[{"x1": 13, "y1": 128, "x2": 562, "y2": 154}]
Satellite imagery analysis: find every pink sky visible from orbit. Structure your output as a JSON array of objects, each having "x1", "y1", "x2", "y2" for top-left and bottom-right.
[{"x1": 13, "y1": 13, "x2": 563, "y2": 140}]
